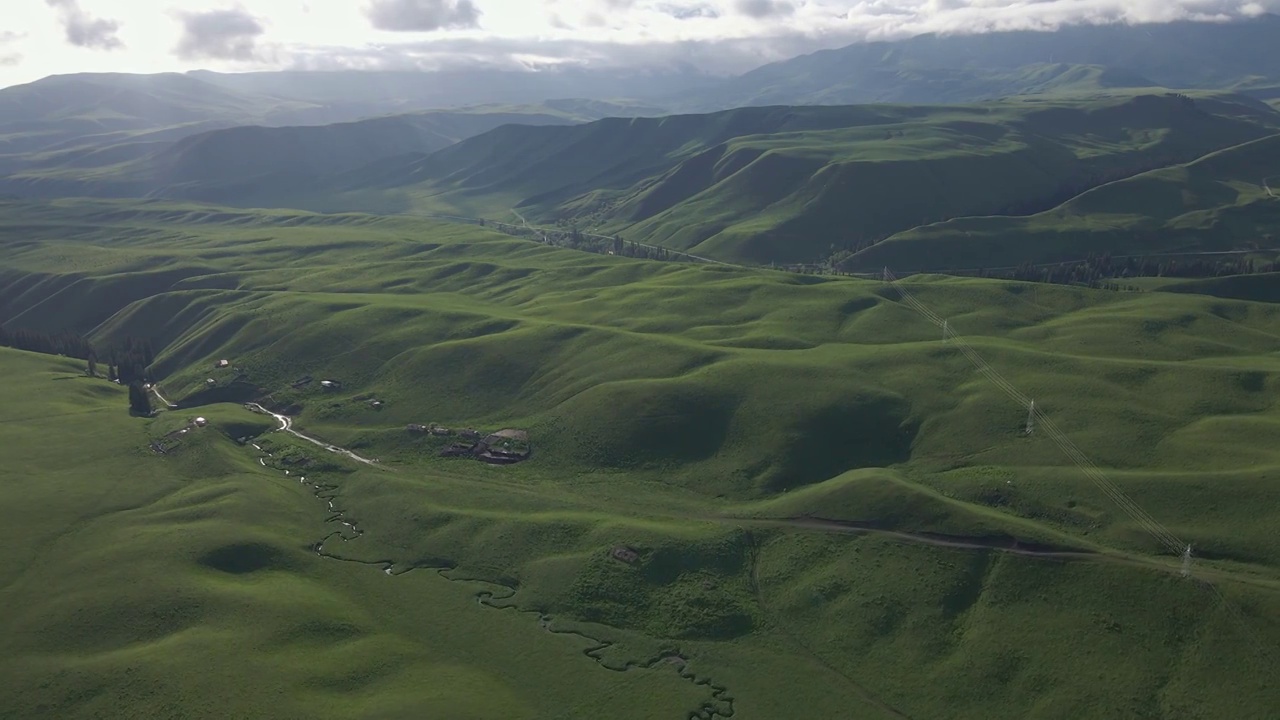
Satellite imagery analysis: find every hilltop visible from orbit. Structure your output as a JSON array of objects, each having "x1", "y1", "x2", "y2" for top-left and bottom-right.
[
  {"x1": 679, "y1": 15, "x2": 1280, "y2": 111},
  {"x1": 155, "y1": 91, "x2": 1278, "y2": 266},
  {"x1": 0, "y1": 199, "x2": 1277, "y2": 718},
  {"x1": 849, "y1": 131, "x2": 1280, "y2": 273}
]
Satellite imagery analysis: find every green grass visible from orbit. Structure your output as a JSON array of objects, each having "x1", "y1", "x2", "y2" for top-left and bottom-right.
[
  {"x1": 855, "y1": 131, "x2": 1280, "y2": 272},
  {"x1": 2, "y1": 199, "x2": 1278, "y2": 718},
  {"x1": 223, "y1": 91, "x2": 1278, "y2": 266},
  {"x1": 0, "y1": 346, "x2": 719, "y2": 719}
]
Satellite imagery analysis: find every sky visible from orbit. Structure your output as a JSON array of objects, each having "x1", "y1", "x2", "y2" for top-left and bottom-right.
[{"x1": 2, "y1": 0, "x2": 1278, "y2": 88}]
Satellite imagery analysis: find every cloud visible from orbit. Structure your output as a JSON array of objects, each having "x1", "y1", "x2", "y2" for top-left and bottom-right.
[
  {"x1": 658, "y1": 3, "x2": 721, "y2": 19},
  {"x1": 0, "y1": 31, "x2": 26, "y2": 44},
  {"x1": 175, "y1": 8, "x2": 266, "y2": 61},
  {"x1": 44, "y1": 0, "x2": 123, "y2": 50},
  {"x1": 366, "y1": 0, "x2": 483, "y2": 31},
  {"x1": 277, "y1": 0, "x2": 1280, "y2": 80},
  {"x1": 0, "y1": 54, "x2": 20, "y2": 67},
  {"x1": 734, "y1": 0, "x2": 794, "y2": 18}
]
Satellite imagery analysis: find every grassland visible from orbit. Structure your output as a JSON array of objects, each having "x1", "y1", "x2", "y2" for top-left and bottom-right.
[
  {"x1": 1, "y1": 199, "x2": 1278, "y2": 718},
  {"x1": 175, "y1": 91, "x2": 1280, "y2": 266},
  {"x1": 853, "y1": 131, "x2": 1280, "y2": 272}
]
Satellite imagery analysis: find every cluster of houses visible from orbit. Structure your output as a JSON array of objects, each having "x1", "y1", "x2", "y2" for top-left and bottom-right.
[{"x1": 407, "y1": 424, "x2": 532, "y2": 465}]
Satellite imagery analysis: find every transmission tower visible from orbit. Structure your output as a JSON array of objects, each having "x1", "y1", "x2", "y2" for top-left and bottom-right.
[
  {"x1": 1181, "y1": 544, "x2": 1193, "y2": 578},
  {"x1": 1025, "y1": 400, "x2": 1036, "y2": 435},
  {"x1": 942, "y1": 319, "x2": 949, "y2": 343}
]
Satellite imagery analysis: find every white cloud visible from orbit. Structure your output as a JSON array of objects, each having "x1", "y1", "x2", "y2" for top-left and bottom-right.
[
  {"x1": 365, "y1": 0, "x2": 483, "y2": 31},
  {"x1": 174, "y1": 8, "x2": 266, "y2": 61},
  {"x1": 1, "y1": 0, "x2": 1278, "y2": 88},
  {"x1": 45, "y1": 0, "x2": 123, "y2": 50}
]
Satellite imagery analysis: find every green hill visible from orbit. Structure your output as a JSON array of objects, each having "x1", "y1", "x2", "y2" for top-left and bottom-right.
[
  {"x1": 849, "y1": 132, "x2": 1280, "y2": 272},
  {"x1": 1, "y1": 198, "x2": 1277, "y2": 718},
  {"x1": 259, "y1": 92, "x2": 1280, "y2": 265}
]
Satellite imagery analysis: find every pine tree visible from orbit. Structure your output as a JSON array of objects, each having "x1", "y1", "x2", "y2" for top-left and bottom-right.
[
  {"x1": 128, "y1": 381, "x2": 152, "y2": 416},
  {"x1": 87, "y1": 353, "x2": 97, "y2": 377}
]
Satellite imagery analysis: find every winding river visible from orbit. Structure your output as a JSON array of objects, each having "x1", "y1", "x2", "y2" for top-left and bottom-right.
[{"x1": 246, "y1": 426, "x2": 734, "y2": 719}]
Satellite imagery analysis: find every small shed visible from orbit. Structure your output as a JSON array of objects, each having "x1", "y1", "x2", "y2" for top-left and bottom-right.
[
  {"x1": 611, "y1": 546, "x2": 640, "y2": 564},
  {"x1": 320, "y1": 380, "x2": 341, "y2": 390},
  {"x1": 205, "y1": 378, "x2": 216, "y2": 386},
  {"x1": 406, "y1": 423, "x2": 427, "y2": 434},
  {"x1": 214, "y1": 359, "x2": 230, "y2": 369},
  {"x1": 194, "y1": 417, "x2": 208, "y2": 427}
]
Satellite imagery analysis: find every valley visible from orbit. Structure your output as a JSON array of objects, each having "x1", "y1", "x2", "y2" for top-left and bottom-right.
[
  {"x1": 4, "y1": 11, "x2": 1280, "y2": 719},
  {"x1": 1, "y1": 200, "x2": 1277, "y2": 717}
]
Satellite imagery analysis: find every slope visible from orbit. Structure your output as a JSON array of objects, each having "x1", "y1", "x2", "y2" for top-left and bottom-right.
[
  {"x1": 0, "y1": 346, "x2": 719, "y2": 720},
  {"x1": 1, "y1": 199, "x2": 1277, "y2": 717},
  {"x1": 850, "y1": 132, "x2": 1280, "y2": 272},
  {"x1": 281, "y1": 92, "x2": 1280, "y2": 265},
  {"x1": 682, "y1": 15, "x2": 1280, "y2": 111},
  {"x1": 0, "y1": 101, "x2": 662, "y2": 201},
  {"x1": 0, "y1": 72, "x2": 321, "y2": 161}
]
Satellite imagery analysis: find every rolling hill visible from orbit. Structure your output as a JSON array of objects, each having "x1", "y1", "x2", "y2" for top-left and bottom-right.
[
  {"x1": 0, "y1": 100, "x2": 663, "y2": 201},
  {"x1": 0, "y1": 198, "x2": 1277, "y2": 718},
  {"x1": 190, "y1": 91, "x2": 1279, "y2": 266},
  {"x1": 849, "y1": 131, "x2": 1280, "y2": 273}
]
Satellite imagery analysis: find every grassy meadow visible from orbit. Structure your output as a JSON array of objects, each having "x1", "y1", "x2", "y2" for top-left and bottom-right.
[
  {"x1": 1, "y1": 199, "x2": 1278, "y2": 718},
  {"x1": 856, "y1": 131, "x2": 1280, "y2": 272},
  {"x1": 269, "y1": 91, "x2": 1280, "y2": 266}
]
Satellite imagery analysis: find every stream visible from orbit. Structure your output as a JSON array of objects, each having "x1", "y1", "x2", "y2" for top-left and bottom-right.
[
  {"x1": 245, "y1": 403, "x2": 380, "y2": 467},
  {"x1": 246, "y1": 433, "x2": 734, "y2": 719}
]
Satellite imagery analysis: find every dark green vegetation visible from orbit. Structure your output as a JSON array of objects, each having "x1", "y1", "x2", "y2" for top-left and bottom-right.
[
  {"x1": 855, "y1": 131, "x2": 1280, "y2": 273},
  {"x1": 1, "y1": 201, "x2": 1277, "y2": 718}
]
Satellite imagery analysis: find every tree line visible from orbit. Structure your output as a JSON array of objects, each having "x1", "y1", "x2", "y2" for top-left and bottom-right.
[
  {"x1": 975, "y1": 253, "x2": 1280, "y2": 288},
  {"x1": 479, "y1": 218, "x2": 688, "y2": 263},
  {"x1": 1, "y1": 324, "x2": 158, "y2": 413}
]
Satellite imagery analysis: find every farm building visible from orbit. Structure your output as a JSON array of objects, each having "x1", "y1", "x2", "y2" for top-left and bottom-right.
[{"x1": 214, "y1": 359, "x2": 230, "y2": 369}]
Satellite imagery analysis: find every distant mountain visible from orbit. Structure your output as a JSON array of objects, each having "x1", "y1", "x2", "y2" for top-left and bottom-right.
[
  {"x1": 0, "y1": 71, "x2": 673, "y2": 178},
  {"x1": 0, "y1": 73, "x2": 313, "y2": 159},
  {"x1": 187, "y1": 69, "x2": 707, "y2": 115},
  {"x1": 0, "y1": 100, "x2": 662, "y2": 201},
  {"x1": 676, "y1": 16, "x2": 1280, "y2": 110}
]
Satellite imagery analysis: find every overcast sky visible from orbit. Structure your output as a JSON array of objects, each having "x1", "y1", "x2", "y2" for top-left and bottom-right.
[{"x1": 2, "y1": 0, "x2": 1278, "y2": 88}]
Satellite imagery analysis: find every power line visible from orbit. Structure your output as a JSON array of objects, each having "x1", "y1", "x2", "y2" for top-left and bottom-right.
[{"x1": 883, "y1": 268, "x2": 1189, "y2": 558}]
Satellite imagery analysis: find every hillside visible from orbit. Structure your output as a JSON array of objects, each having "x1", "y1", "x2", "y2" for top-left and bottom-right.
[
  {"x1": 0, "y1": 101, "x2": 665, "y2": 201},
  {"x1": 1, "y1": 198, "x2": 1277, "y2": 718},
  {"x1": 0, "y1": 73, "x2": 319, "y2": 160},
  {"x1": 238, "y1": 92, "x2": 1280, "y2": 265},
  {"x1": 849, "y1": 132, "x2": 1280, "y2": 272},
  {"x1": 681, "y1": 15, "x2": 1280, "y2": 111}
]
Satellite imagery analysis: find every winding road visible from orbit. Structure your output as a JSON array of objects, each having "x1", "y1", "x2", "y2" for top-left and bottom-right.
[
  {"x1": 245, "y1": 403, "x2": 380, "y2": 467},
  {"x1": 147, "y1": 384, "x2": 178, "y2": 410}
]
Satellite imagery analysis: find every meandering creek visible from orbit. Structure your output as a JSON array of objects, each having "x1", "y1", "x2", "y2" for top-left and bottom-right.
[{"x1": 245, "y1": 427, "x2": 734, "y2": 719}]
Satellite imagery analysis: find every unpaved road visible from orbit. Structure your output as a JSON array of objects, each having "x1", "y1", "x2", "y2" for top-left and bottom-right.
[
  {"x1": 245, "y1": 402, "x2": 380, "y2": 467},
  {"x1": 147, "y1": 384, "x2": 178, "y2": 409}
]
